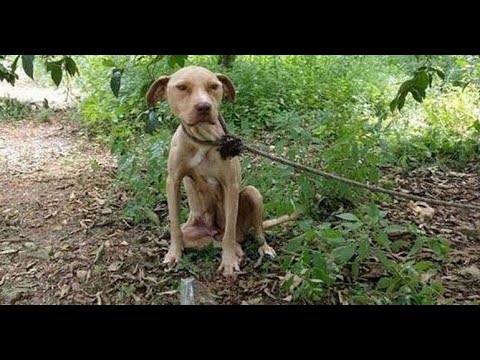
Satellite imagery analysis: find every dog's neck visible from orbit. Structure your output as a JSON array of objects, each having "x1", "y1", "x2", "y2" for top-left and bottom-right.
[{"x1": 180, "y1": 117, "x2": 226, "y2": 146}]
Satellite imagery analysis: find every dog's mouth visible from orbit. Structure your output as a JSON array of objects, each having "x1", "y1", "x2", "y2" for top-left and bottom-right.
[
  {"x1": 184, "y1": 113, "x2": 217, "y2": 126},
  {"x1": 180, "y1": 113, "x2": 225, "y2": 143}
]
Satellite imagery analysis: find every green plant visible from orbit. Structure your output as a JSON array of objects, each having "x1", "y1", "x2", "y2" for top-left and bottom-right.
[
  {"x1": 388, "y1": 85, "x2": 480, "y2": 168},
  {"x1": 0, "y1": 97, "x2": 33, "y2": 121},
  {"x1": 280, "y1": 203, "x2": 448, "y2": 304}
]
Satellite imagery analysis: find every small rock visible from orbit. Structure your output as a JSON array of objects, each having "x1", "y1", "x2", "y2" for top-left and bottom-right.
[
  {"x1": 76, "y1": 270, "x2": 88, "y2": 282},
  {"x1": 2, "y1": 289, "x2": 23, "y2": 304}
]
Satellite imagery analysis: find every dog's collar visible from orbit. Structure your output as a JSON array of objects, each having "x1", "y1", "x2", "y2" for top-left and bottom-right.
[
  {"x1": 180, "y1": 114, "x2": 230, "y2": 146},
  {"x1": 180, "y1": 123, "x2": 220, "y2": 147},
  {"x1": 180, "y1": 115, "x2": 244, "y2": 160}
]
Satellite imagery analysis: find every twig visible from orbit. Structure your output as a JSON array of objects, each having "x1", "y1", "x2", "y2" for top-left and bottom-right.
[{"x1": 243, "y1": 143, "x2": 480, "y2": 212}]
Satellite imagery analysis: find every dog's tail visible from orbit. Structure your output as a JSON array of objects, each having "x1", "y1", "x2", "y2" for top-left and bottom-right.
[{"x1": 262, "y1": 208, "x2": 304, "y2": 230}]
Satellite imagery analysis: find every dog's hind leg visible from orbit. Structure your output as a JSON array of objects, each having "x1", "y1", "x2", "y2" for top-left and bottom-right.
[{"x1": 238, "y1": 186, "x2": 276, "y2": 258}]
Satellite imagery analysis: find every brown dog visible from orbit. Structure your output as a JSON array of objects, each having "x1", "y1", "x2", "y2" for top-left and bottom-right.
[{"x1": 147, "y1": 66, "x2": 299, "y2": 276}]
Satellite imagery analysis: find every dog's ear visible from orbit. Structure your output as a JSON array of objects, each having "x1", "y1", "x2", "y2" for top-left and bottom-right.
[
  {"x1": 146, "y1": 76, "x2": 170, "y2": 106},
  {"x1": 215, "y1": 74, "x2": 236, "y2": 102}
]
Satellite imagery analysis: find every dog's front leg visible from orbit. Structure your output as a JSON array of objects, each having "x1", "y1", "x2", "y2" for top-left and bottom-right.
[
  {"x1": 163, "y1": 174, "x2": 184, "y2": 265},
  {"x1": 218, "y1": 183, "x2": 241, "y2": 276}
]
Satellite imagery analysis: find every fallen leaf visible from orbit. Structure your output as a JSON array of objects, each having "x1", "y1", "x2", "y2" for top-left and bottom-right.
[
  {"x1": 93, "y1": 244, "x2": 105, "y2": 264},
  {"x1": 420, "y1": 272, "x2": 436, "y2": 284},
  {"x1": 407, "y1": 201, "x2": 435, "y2": 223},
  {"x1": 52, "y1": 224, "x2": 63, "y2": 231},
  {"x1": 247, "y1": 297, "x2": 263, "y2": 305},
  {"x1": 1, "y1": 288, "x2": 23, "y2": 304},
  {"x1": 448, "y1": 171, "x2": 469, "y2": 178},
  {"x1": 100, "y1": 208, "x2": 113, "y2": 215},
  {"x1": 0, "y1": 249, "x2": 19, "y2": 255},
  {"x1": 21, "y1": 250, "x2": 50, "y2": 261},
  {"x1": 459, "y1": 265, "x2": 480, "y2": 279},
  {"x1": 159, "y1": 290, "x2": 178, "y2": 296},
  {"x1": 96, "y1": 292, "x2": 103, "y2": 305},
  {"x1": 264, "y1": 288, "x2": 276, "y2": 300},
  {"x1": 76, "y1": 270, "x2": 88, "y2": 282},
  {"x1": 362, "y1": 264, "x2": 385, "y2": 279},
  {"x1": 107, "y1": 261, "x2": 123, "y2": 272},
  {"x1": 59, "y1": 284, "x2": 70, "y2": 299},
  {"x1": 457, "y1": 227, "x2": 480, "y2": 239}
]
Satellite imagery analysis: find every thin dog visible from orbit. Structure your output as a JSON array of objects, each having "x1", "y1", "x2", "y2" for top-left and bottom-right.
[{"x1": 147, "y1": 66, "x2": 300, "y2": 277}]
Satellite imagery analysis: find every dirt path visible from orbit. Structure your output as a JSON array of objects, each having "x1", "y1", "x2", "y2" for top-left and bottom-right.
[
  {"x1": 0, "y1": 69, "x2": 78, "y2": 110},
  {"x1": 0, "y1": 117, "x2": 162, "y2": 304}
]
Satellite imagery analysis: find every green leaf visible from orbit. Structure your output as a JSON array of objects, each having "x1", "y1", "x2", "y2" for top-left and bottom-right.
[
  {"x1": 472, "y1": 120, "x2": 480, "y2": 133},
  {"x1": 410, "y1": 88, "x2": 423, "y2": 102},
  {"x1": 332, "y1": 243, "x2": 357, "y2": 264},
  {"x1": 22, "y1": 55, "x2": 35, "y2": 79},
  {"x1": 312, "y1": 252, "x2": 332, "y2": 284},
  {"x1": 286, "y1": 235, "x2": 304, "y2": 252},
  {"x1": 433, "y1": 68, "x2": 445, "y2": 80},
  {"x1": 351, "y1": 259, "x2": 360, "y2": 278},
  {"x1": 408, "y1": 236, "x2": 425, "y2": 256},
  {"x1": 110, "y1": 69, "x2": 123, "y2": 98},
  {"x1": 431, "y1": 281, "x2": 445, "y2": 294},
  {"x1": 389, "y1": 98, "x2": 397, "y2": 112},
  {"x1": 391, "y1": 240, "x2": 409, "y2": 252},
  {"x1": 377, "y1": 277, "x2": 392, "y2": 290},
  {"x1": 397, "y1": 92, "x2": 407, "y2": 110},
  {"x1": 398, "y1": 79, "x2": 414, "y2": 94},
  {"x1": 321, "y1": 228, "x2": 344, "y2": 241},
  {"x1": 414, "y1": 260, "x2": 435, "y2": 272},
  {"x1": 102, "y1": 58, "x2": 116, "y2": 67},
  {"x1": 64, "y1": 57, "x2": 79, "y2": 77},
  {"x1": 336, "y1": 213, "x2": 361, "y2": 222},
  {"x1": 11, "y1": 55, "x2": 21, "y2": 73},
  {"x1": 429, "y1": 238, "x2": 450, "y2": 259},
  {"x1": 144, "y1": 208, "x2": 160, "y2": 226},
  {"x1": 342, "y1": 221, "x2": 363, "y2": 231},
  {"x1": 375, "y1": 248, "x2": 392, "y2": 268},
  {"x1": 414, "y1": 70, "x2": 429, "y2": 90},
  {"x1": 46, "y1": 60, "x2": 63, "y2": 87},
  {"x1": 167, "y1": 55, "x2": 187, "y2": 68},
  {"x1": 358, "y1": 237, "x2": 370, "y2": 261},
  {"x1": 376, "y1": 231, "x2": 392, "y2": 252}
]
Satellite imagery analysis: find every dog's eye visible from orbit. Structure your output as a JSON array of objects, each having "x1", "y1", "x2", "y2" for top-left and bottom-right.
[
  {"x1": 176, "y1": 84, "x2": 187, "y2": 91},
  {"x1": 210, "y1": 84, "x2": 220, "y2": 90}
]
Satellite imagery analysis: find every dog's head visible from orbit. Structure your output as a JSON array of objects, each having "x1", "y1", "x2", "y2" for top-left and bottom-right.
[{"x1": 146, "y1": 66, "x2": 235, "y2": 127}]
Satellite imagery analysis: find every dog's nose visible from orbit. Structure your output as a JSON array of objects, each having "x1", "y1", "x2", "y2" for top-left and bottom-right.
[{"x1": 195, "y1": 102, "x2": 212, "y2": 113}]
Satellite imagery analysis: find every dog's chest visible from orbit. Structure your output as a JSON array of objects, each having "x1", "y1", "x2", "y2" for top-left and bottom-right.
[
  {"x1": 188, "y1": 148, "x2": 219, "y2": 177},
  {"x1": 189, "y1": 148, "x2": 209, "y2": 167}
]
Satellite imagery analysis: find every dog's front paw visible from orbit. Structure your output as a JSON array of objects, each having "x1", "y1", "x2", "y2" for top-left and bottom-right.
[
  {"x1": 163, "y1": 245, "x2": 183, "y2": 266},
  {"x1": 258, "y1": 243, "x2": 276, "y2": 258},
  {"x1": 218, "y1": 251, "x2": 241, "y2": 277}
]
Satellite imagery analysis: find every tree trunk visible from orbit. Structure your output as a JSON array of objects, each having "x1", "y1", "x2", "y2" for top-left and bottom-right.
[{"x1": 218, "y1": 55, "x2": 236, "y2": 69}]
